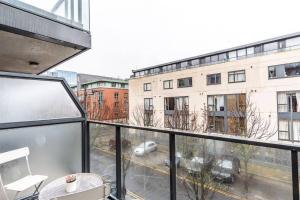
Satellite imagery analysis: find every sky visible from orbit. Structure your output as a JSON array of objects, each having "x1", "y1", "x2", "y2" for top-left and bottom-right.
[{"x1": 55, "y1": 0, "x2": 300, "y2": 79}]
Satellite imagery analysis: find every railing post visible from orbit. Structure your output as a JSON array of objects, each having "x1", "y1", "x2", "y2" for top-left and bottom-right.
[
  {"x1": 291, "y1": 150, "x2": 299, "y2": 200},
  {"x1": 82, "y1": 120, "x2": 90, "y2": 173},
  {"x1": 169, "y1": 133, "x2": 176, "y2": 200},
  {"x1": 116, "y1": 126, "x2": 122, "y2": 199}
]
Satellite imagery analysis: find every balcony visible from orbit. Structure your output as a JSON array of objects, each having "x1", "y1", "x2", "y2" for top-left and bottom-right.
[
  {"x1": 1, "y1": 72, "x2": 300, "y2": 200},
  {"x1": 0, "y1": 0, "x2": 91, "y2": 74},
  {"x1": 89, "y1": 121, "x2": 300, "y2": 200}
]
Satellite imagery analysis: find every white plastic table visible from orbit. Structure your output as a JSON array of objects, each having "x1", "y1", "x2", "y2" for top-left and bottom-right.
[{"x1": 39, "y1": 173, "x2": 103, "y2": 200}]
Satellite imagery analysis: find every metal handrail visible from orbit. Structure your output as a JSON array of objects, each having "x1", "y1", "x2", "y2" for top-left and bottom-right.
[{"x1": 87, "y1": 120, "x2": 300, "y2": 200}]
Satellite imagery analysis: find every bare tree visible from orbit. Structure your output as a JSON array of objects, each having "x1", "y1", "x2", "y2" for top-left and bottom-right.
[
  {"x1": 130, "y1": 104, "x2": 162, "y2": 127},
  {"x1": 175, "y1": 105, "x2": 225, "y2": 200},
  {"x1": 229, "y1": 94, "x2": 277, "y2": 193}
]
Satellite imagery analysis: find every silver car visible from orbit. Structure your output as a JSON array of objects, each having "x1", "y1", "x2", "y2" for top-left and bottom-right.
[{"x1": 134, "y1": 141, "x2": 157, "y2": 156}]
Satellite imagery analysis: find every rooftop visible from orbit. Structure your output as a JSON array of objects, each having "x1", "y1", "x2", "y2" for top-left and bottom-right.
[{"x1": 132, "y1": 32, "x2": 300, "y2": 77}]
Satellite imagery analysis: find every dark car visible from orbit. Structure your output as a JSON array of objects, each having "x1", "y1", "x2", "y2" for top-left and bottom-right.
[
  {"x1": 164, "y1": 152, "x2": 182, "y2": 168},
  {"x1": 211, "y1": 155, "x2": 241, "y2": 183}
]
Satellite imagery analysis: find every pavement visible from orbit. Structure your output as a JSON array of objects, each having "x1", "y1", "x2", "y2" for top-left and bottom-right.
[{"x1": 90, "y1": 147, "x2": 292, "y2": 200}]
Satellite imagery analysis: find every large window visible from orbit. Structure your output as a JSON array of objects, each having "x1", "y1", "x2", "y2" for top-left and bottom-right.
[
  {"x1": 207, "y1": 95, "x2": 225, "y2": 111},
  {"x1": 208, "y1": 116, "x2": 225, "y2": 133},
  {"x1": 228, "y1": 70, "x2": 246, "y2": 83},
  {"x1": 144, "y1": 98, "x2": 153, "y2": 111},
  {"x1": 144, "y1": 83, "x2": 151, "y2": 91},
  {"x1": 207, "y1": 73, "x2": 221, "y2": 85},
  {"x1": 163, "y1": 80, "x2": 173, "y2": 89},
  {"x1": 269, "y1": 62, "x2": 300, "y2": 79},
  {"x1": 277, "y1": 92, "x2": 300, "y2": 141},
  {"x1": 278, "y1": 92, "x2": 300, "y2": 113},
  {"x1": 164, "y1": 97, "x2": 189, "y2": 111},
  {"x1": 144, "y1": 98, "x2": 153, "y2": 126},
  {"x1": 227, "y1": 94, "x2": 246, "y2": 112},
  {"x1": 177, "y1": 77, "x2": 192, "y2": 88}
]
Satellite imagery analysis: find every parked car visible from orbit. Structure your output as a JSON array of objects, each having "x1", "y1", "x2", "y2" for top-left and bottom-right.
[
  {"x1": 211, "y1": 155, "x2": 241, "y2": 183},
  {"x1": 186, "y1": 155, "x2": 214, "y2": 174},
  {"x1": 109, "y1": 139, "x2": 131, "y2": 151},
  {"x1": 134, "y1": 141, "x2": 157, "y2": 156},
  {"x1": 164, "y1": 152, "x2": 182, "y2": 168}
]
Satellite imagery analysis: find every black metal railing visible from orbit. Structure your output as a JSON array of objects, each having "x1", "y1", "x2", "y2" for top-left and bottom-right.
[{"x1": 88, "y1": 120, "x2": 300, "y2": 200}]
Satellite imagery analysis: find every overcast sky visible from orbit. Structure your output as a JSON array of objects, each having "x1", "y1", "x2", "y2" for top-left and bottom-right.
[{"x1": 55, "y1": 0, "x2": 300, "y2": 79}]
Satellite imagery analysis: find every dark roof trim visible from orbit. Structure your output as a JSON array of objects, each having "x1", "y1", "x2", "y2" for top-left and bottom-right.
[{"x1": 132, "y1": 32, "x2": 300, "y2": 73}]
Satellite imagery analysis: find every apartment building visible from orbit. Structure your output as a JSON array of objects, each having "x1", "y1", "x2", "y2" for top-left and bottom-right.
[
  {"x1": 129, "y1": 32, "x2": 300, "y2": 142},
  {"x1": 74, "y1": 77, "x2": 129, "y2": 121}
]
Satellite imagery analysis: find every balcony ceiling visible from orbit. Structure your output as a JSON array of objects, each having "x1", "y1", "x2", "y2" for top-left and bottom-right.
[{"x1": 0, "y1": 30, "x2": 81, "y2": 74}]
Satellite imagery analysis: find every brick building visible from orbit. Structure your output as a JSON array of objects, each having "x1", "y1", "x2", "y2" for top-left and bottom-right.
[{"x1": 73, "y1": 77, "x2": 129, "y2": 122}]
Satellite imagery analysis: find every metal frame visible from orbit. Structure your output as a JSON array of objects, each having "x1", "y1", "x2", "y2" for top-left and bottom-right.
[{"x1": 88, "y1": 120, "x2": 300, "y2": 200}]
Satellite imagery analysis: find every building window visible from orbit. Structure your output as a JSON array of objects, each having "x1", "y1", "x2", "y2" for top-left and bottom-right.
[
  {"x1": 208, "y1": 116, "x2": 225, "y2": 133},
  {"x1": 211, "y1": 55, "x2": 218, "y2": 63},
  {"x1": 237, "y1": 49, "x2": 246, "y2": 58},
  {"x1": 207, "y1": 95, "x2": 225, "y2": 111},
  {"x1": 163, "y1": 80, "x2": 173, "y2": 89},
  {"x1": 144, "y1": 98, "x2": 153, "y2": 126},
  {"x1": 164, "y1": 97, "x2": 189, "y2": 112},
  {"x1": 264, "y1": 42, "x2": 278, "y2": 52},
  {"x1": 114, "y1": 92, "x2": 119, "y2": 100},
  {"x1": 165, "y1": 97, "x2": 175, "y2": 111},
  {"x1": 227, "y1": 94, "x2": 246, "y2": 112},
  {"x1": 207, "y1": 73, "x2": 221, "y2": 85},
  {"x1": 111, "y1": 82, "x2": 116, "y2": 87},
  {"x1": 144, "y1": 83, "x2": 151, "y2": 91},
  {"x1": 277, "y1": 92, "x2": 300, "y2": 141},
  {"x1": 269, "y1": 62, "x2": 300, "y2": 79},
  {"x1": 228, "y1": 117, "x2": 246, "y2": 135},
  {"x1": 254, "y1": 45, "x2": 263, "y2": 54},
  {"x1": 144, "y1": 98, "x2": 153, "y2": 111},
  {"x1": 98, "y1": 92, "x2": 104, "y2": 106},
  {"x1": 164, "y1": 96, "x2": 189, "y2": 130},
  {"x1": 228, "y1": 70, "x2": 246, "y2": 83},
  {"x1": 178, "y1": 77, "x2": 192, "y2": 88}
]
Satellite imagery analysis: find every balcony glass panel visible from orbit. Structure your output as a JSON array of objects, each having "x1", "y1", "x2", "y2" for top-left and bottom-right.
[
  {"x1": 1, "y1": 0, "x2": 90, "y2": 30},
  {"x1": 175, "y1": 136, "x2": 292, "y2": 200},
  {"x1": 89, "y1": 124, "x2": 116, "y2": 190},
  {"x1": 121, "y1": 128, "x2": 170, "y2": 200},
  {"x1": 0, "y1": 123, "x2": 82, "y2": 199},
  {"x1": 0, "y1": 77, "x2": 81, "y2": 123}
]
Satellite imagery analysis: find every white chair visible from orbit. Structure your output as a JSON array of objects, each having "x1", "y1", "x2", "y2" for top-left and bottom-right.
[
  {"x1": 52, "y1": 186, "x2": 105, "y2": 200},
  {"x1": 0, "y1": 147, "x2": 48, "y2": 200}
]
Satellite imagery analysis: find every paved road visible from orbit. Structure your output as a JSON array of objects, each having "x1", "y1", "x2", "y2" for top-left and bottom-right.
[{"x1": 91, "y1": 148, "x2": 234, "y2": 200}]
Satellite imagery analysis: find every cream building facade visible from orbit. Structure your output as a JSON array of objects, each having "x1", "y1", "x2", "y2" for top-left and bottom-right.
[{"x1": 129, "y1": 32, "x2": 300, "y2": 142}]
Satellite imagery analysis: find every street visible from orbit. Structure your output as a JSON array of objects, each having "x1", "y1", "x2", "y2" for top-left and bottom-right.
[{"x1": 90, "y1": 147, "x2": 293, "y2": 200}]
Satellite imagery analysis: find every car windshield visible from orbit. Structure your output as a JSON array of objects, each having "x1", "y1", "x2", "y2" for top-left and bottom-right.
[{"x1": 214, "y1": 160, "x2": 233, "y2": 172}]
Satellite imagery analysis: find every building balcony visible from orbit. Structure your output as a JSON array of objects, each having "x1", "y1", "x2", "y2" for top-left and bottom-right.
[{"x1": 0, "y1": 0, "x2": 91, "y2": 74}]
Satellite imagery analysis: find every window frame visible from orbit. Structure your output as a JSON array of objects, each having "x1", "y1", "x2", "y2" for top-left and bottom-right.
[
  {"x1": 163, "y1": 80, "x2": 173, "y2": 89},
  {"x1": 143, "y1": 83, "x2": 151, "y2": 91},
  {"x1": 177, "y1": 77, "x2": 193, "y2": 88},
  {"x1": 207, "y1": 73, "x2": 221, "y2": 85},
  {"x1": 268, "y1": 61, "x2": 300, "y2": 80},
  {"x1": 228, "y1": 70, "x2": 246, "y2": 83}
]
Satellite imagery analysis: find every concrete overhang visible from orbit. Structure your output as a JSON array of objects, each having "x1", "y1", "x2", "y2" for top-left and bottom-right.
[{"x1": 0, "y1": 2, "x2": 91, "y2": 74}]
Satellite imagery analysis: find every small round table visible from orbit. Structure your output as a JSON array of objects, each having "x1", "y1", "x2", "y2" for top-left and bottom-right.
[{"x1": 39, "y1": 173, "x2": 103, "y2": 200}]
